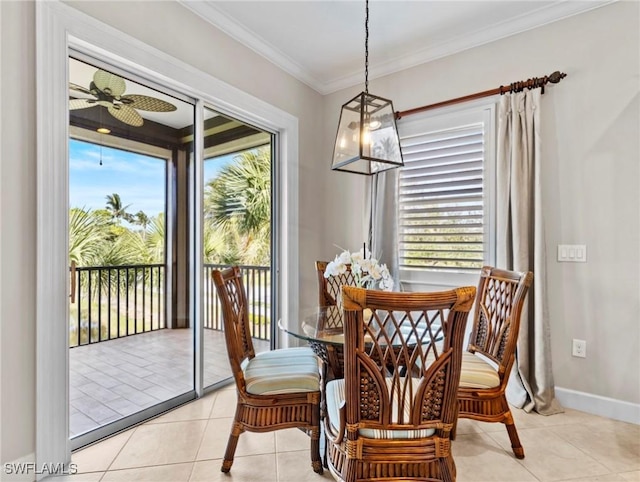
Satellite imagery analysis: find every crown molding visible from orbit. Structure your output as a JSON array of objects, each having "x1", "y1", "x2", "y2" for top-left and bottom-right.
[
  {"x1": 324, "y1": 0, "x2": 616, "y2": 94},
  {"x1": 179, "y1": 0, "x2": 616, "y2": 95},
  {"x1": 179, "y1": 0, "x2": 321, "y2": 91}
]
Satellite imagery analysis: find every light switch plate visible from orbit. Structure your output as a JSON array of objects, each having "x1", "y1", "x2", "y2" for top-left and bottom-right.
[{"x1": 558, "y1": 244, "x2": 587, "y2": 262}]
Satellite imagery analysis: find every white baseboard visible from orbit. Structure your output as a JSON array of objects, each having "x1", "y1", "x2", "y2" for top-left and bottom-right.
[
  {"x1": 2, "y1": 453, "x2": 36, "y2": 482},
  {"x1": 555, "y1": 387, "x2": 640, "y2": 425}
]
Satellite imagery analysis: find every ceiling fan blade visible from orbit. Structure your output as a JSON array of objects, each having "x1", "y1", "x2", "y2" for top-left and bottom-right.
[
  {"x1": 108, "y1": 104, "x2": 144, "y2": 127},
  {"x1": 122, "y1": 95, "x2": 177, "y2": 112},
  {"x1": 69, "y1": 98, "x2": 97, "y2": 110},
  {"x1": 69, "y1": 83, "x2": 93, "y2": 95},
  {"x1": 93, "y1": 70, "x2": 126, "y2": 97}
]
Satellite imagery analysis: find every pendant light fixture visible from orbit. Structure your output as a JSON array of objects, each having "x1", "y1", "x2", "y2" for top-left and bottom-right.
[{"x1": 331, "y1": 0, "x2": 403, "y2": 175}]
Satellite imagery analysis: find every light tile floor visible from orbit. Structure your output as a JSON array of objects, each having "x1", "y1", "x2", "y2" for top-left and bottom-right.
[
  {"x1": 70, "y1": 329, "x2": 269, "y2": 437},
  {"x1": 59, "y1": 385, "x2": 640, "y2": 482}
]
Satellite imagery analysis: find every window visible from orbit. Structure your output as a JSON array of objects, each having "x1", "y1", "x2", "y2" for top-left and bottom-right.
[{"x1": 397, "y1": 104, "x2": 495, "y2": 288}]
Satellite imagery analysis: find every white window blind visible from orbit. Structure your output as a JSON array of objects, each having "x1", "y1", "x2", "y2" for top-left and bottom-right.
[{"x1": 398, "y1": 122, "x2": 486, "y2": 273}]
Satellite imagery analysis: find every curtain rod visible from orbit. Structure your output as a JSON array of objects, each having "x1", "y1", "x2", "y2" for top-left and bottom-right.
[{"x1": 395, "y1": 71, "x2": 567, "y2": 120}]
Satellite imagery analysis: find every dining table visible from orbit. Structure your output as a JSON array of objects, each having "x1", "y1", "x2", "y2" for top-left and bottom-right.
[
  {"x1": 278, "y1": 304, "x2": 445, "y2": 383},
  {"x1": 278, "y1": 304, "x2": 347, "y2": 381}
]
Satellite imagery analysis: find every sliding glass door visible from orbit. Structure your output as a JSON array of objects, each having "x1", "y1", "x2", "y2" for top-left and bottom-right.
[
  {"x1": 201, "y1": 106, "x2": 275, "y2": 389},
  {"x1": 68, "y1": 55, "x2": 196, "y2": 448},
  {"x1": 66, "y1": 54, "x2": 279, "y2": 448}
]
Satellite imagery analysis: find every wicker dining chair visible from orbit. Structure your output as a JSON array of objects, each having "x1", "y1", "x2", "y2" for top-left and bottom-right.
[
  {"x1": 456, "y1": 266, "x2": 533, "y2": 459},
  {"x1": 325, "y1": 285, "x2": 475, "y2": 482},
  {"x1": 212, "y1": 266, "x2": 323, "y2": 474},
  {"x1": 315, "y1": 260, "x2": 359, "y2": 308},
  {"x1": 314, "y1": 261, "x2": 359, "y2": 379}
]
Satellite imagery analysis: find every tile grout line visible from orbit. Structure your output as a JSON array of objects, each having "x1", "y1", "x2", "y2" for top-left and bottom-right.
[
  {"x1": 274, "y1": 429, "x2": 283, "y2": 482},
  {"x1": 482, "y1": 423, "x2": 617, "y2": 482},
  {"x1": 99, "y1": 460, "x2": 198, "y2": 480},
  {"x1": 207, "y1": 391, "x2": 220, "y2": 419},
  {"x1": 101, "y1": 417, "x2": 211, "y2": 475},
  {"x1": 481, "y1": 427, "x2": 546, "y2": 482},
  {"x1": 191, "y1": 416, "x2": 214, "y2": 475},
  {"x1": 274, "y1": 449, "x2": 281, "y2": 482},
  {"x1": 100, "y1": 426, "x2": 137, "y2": 477},
  {"x1": 541, "y1": 422, "x2": 625, "y2": 477}
]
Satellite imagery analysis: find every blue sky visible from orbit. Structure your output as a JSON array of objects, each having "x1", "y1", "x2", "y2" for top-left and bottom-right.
[{"x1": 69, "y1": 139, "x2": 233, "y2": 216}]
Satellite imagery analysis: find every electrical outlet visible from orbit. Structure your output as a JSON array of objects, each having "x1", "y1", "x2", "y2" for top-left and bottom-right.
[{"x1": 572, "y1": 339, "x2": 586, "y2": 358}]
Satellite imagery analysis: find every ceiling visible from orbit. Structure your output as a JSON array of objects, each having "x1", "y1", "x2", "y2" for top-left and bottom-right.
[
  {"x1": 180, "y1": 0, "x2": 613, "y2": 95},
  {"x1": 68, "y1": 57, "x2": 269, "y2": 155},
  {"x1": 69, "y1": 57, "x2": 200, "y2": 129}
]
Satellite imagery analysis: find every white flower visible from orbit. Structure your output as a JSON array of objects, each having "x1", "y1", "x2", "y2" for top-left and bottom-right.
[
  {"x1": 351, "y1": 250, "x2": 364, "y2": 264},
  {"x1": 338, "y1": 250, "x2": 352, "y2": 264},
  {"x1": 367, "y1": 263, "x2": 382, "y2": 280},
  {"x1": 324, "y1": 259, "x2": 347, "y2": 278},
  {"x1": 323, "y1": 247, "x2": 394, "y2": 291}
]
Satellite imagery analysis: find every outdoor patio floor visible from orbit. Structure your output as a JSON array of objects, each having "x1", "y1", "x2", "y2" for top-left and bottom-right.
[{"x1": 70, "y1": 328, "x2": 269, "y2": 437}]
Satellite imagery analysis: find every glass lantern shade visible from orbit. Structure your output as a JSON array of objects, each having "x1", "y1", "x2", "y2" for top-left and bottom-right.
[{"x1": 331, "y1": 91, "x2": 404, "y2": 175}]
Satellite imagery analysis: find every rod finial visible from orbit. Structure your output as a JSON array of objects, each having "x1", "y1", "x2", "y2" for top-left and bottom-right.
[{"x1": 548, "y1": 71, "x2": 567, "y2": 84}]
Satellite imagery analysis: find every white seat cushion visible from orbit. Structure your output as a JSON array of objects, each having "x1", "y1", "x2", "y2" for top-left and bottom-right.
[
  {"x1": 459, "y1": 352, "x2": 501, "y2": 389},
  {"x1": 243, "y1": 347, "x2": 320, "y2": 395},
  {"x1": 325, "y1": 378, "x2": 435, "y2": 440}
]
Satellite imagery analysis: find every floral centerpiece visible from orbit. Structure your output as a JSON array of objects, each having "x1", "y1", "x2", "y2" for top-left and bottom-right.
[{"x1": 324, "y1": 247, "x2": 393, "y2": 291}]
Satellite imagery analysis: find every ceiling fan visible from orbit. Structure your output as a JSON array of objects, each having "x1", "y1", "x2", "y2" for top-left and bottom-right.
[{"x1": 69, "y1": 69, "x2": 177, "y2": 127}]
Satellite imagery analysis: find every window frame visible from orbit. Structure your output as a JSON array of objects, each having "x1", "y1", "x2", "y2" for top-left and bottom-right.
[{"x1": 397, "y1": 99, "x2": 497, "y2": 291}]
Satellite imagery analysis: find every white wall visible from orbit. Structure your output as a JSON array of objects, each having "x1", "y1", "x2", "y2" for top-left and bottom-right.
[
  {"x1": 1, "y1": 0, "x2": 38, "y2": 465},
  {"x1": 323, "y1": 2, "x2": 640, "y2": 407}
]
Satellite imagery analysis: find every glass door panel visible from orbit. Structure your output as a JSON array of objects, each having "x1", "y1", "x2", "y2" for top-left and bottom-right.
[
  {"x1": 68, "y1": 56, "x2": 195, "y2": 447},
  {"x1": 202, "y1": 106, "x2": 274, "y2": 388}
]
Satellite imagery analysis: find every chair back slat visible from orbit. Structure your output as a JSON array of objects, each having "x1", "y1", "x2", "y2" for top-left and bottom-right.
[
  {"x1": 316, "y1": 261, "x2": 360, "y2": 332},
  {"x1": 342, "y1": 286, "x2": 475, "y2": 433},
  {"x1": 467, "y1": 266, "x2": 533, "y2": 377},
  {"x1": 212, "y1": 266, "x2": 256, "y2": 389}
]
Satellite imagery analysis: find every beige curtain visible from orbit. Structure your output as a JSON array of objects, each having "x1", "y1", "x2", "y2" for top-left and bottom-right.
[
  {"x1": 496, "y1": 90, "x2": 562, "y2": 415},
  {"x1": 367, "y1": 170, "x2": 400, "y2": 287}
]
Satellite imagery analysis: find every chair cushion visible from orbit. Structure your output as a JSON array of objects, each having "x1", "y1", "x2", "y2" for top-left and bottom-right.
[
  {"x1": 459, "y1": 352, "x2": 501, "y2": 389},
  {"x1": 325, "y1": 378, "x2": 435, "y2": 440},
  {"x1": 243, "y1": 347, "x2": 320, "y2": 395}
]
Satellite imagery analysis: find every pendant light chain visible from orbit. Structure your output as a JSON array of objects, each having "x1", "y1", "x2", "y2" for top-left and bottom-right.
[
  {"x1": 331, "y1": 0, "x2": 404, "y2": 174},
  {"x1": 365, "y1": 0, "x2": 369, "y2": 93}
]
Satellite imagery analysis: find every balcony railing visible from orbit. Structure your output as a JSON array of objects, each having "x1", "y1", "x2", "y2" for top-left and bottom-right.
[
  {"x1": 203, "y1": 264, "x2": 272, "y2": 340},
  {"x1": 70, "y1": 264, "x2": 166, "y2": 348},
  {"x1": 70, "y1": 263, "x2": 270, "y2": 348}
]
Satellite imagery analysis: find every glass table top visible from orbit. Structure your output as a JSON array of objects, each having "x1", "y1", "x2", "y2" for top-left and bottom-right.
[
  {"x1": 278, "y1": 305, "x2": 345, "y2": 347},
  {"x1": 278, "y1": 305, "x2": 443, "y2": 348}
]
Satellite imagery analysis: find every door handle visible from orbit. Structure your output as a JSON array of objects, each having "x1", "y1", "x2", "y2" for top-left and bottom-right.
[{"x1": 70, "y1": 261, "x2": 77, "y2": 304}]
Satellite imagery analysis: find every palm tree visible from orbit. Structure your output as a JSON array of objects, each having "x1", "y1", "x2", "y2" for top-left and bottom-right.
[
  {"x1": 203, "y1": 219, "x2": 244, "y2": 265},
  {"x1": 145, "y1": 213, "x2": 165, "y2": 263},
  {"x1": 105, "y1": 193, "x2": 132, "y2": 224},
  {"x1": 134, "y1": 210, "x2": 151, "y2": 235},
  {"x1": 204, "y1": 146, "x2": 271, "y2": 265},
  {"x1": 69, "y1": 207, "x2": 110, "y2": 266}
]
